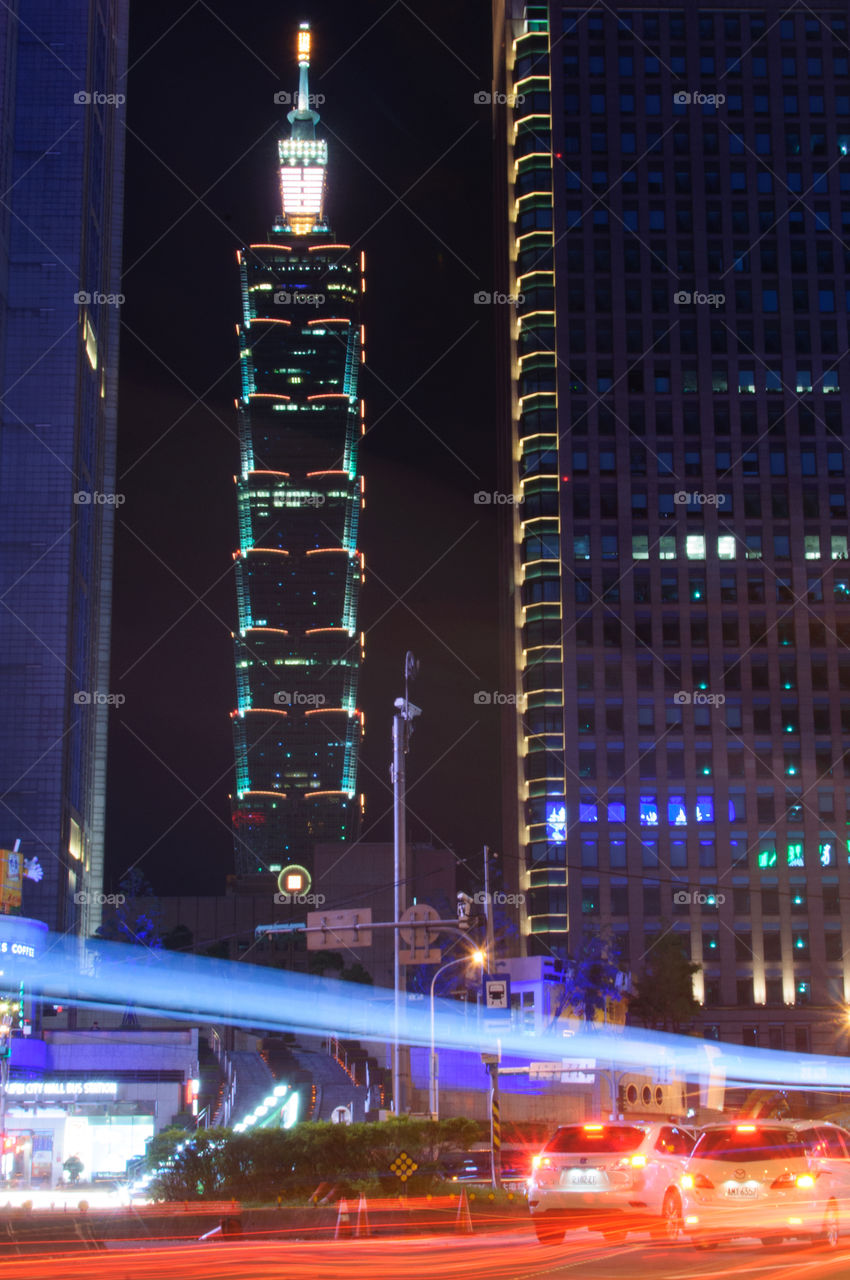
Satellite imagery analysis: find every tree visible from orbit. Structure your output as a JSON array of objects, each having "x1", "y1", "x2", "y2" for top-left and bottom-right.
[
  {"x1": 95, "y1": 869, "x2": 163, "y2": 951},
  {"x1": 628, "y1": 928, "x2": 700, "y2": 1032},
  {"x1": 551, "y1": 929, "x2": 626, "y2": 1027}
]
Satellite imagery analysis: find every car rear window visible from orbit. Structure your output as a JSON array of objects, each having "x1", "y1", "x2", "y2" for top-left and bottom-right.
[
  {"x1": 692, "y1": 1128, "x2": 807, "y2": 1162},
  {"x1": 544, "y1": 1125, "x2": 646, "y2": 1154}
]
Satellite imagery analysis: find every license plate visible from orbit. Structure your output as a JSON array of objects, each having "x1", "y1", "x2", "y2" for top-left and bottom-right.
[
  {"x1": 725, "y1": 1183, "x2": 758, "y2": 1198},
  {"x1": 565, "y1": 1170, "x2": 601, "y2": 1186}
]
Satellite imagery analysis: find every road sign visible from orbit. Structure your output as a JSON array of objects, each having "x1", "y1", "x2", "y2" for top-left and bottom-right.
[
  {"x1": 398, "y1": 903, "x2": 441, "y2": 964},
  {"x1": 483, "y1": 974, "x2": 511, "y2": 1020},
  {"x1": 305, "y1": 908, "x2": 372, "y2": 950},
  {"x1": 560, "y1": 1059, "x2": 595, "y2": 1084},
  {"x1": 389, "y1": 1150, "x2": 418, "y2": 1183},
  {"x1": 529, "y1": 1061, "x2": 562, "y2": 1080}
]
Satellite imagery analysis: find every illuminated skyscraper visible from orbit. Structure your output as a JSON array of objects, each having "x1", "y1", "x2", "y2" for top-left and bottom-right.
[
  {"x1": 0, "y1": 0, "x2": 129, "y2": 936},
  {"x1": 494, "y1": 0, "x2": 850, "y2": 1052},
  {"x1": 231, "y1": 25, "x2": 364, "y2": 879}
]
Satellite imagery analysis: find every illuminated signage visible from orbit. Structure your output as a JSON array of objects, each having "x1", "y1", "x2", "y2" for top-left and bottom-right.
[
  {"x1": 6, "y1": 1080, "x2": 118, "y2": 1097},
  {"x1": 545, "y1": 803, "x2": 566, "y2": 844}
]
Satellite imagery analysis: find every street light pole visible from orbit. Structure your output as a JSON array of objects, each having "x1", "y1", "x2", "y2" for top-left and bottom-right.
[
  {"x1": 391, "y1": 652, "x2": 419, "y2": 1116},
  {"x1": 429, "y1": 950, "x2": 484, "y2": 1120}
]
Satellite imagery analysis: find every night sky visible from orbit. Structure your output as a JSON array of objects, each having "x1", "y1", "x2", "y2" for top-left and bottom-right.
[{"x1": 107, "y1": 1, "x2": 502, "y2": 897}]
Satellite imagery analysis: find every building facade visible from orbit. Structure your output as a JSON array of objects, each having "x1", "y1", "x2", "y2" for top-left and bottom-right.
[
  {"x1": 494, "y1": 0, "x2": 850, "y2": 1050},
  {"x1": 230, "y1": 25, "x2": 364, "y2": 880},
  {"x1": 0, "y1": 1, "x2": 129, "y2": 935}
]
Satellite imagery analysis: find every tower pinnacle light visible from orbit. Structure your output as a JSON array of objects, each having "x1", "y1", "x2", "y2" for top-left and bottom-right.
[{"x1": 279, "y1": 21, "x2": 326, "y2": 234}]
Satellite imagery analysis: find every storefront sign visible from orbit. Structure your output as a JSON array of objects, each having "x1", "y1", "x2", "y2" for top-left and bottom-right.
[{"x1": 6, "y1": 1080, "x2": 118, "y2": 1097}]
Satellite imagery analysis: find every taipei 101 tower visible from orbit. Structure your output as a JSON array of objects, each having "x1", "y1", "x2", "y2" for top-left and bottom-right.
[{"x1": 230, "y1": 24, "x2": 364, "y2": 882}]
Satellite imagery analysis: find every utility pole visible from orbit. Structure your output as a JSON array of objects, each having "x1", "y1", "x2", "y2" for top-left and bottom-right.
[
  {"x1": 482, "y1": 845, "x2": 497, "y2": 963},
  {"x1": 391, "y1": 651, "x2": 420, "y2": 1115}
]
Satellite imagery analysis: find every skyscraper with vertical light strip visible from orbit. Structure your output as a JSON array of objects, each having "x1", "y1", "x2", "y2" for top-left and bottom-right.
[
  {"x1": 494, "y1": 0, "x2": 850, "y2": 1052},
  {"x1": 230, "y1": 24, "x2": 364, "y2": 880}
]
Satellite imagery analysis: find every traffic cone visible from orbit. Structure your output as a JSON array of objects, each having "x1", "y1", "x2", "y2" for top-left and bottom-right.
[
  {"x1": 355, "y1": 1193, "x2": 371, "y2": 1238},
  {"x1": 455, "y1": 1187, "x2": 473, "y2": 1234},
  {"x1": 335, "y1": 1197, "x2": 353, "y2": 1240}
]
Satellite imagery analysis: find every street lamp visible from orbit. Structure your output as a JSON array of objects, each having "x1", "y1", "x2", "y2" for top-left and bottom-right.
[{"x1": 429, "y1": 949, "x2": 485, "y2": 1120}]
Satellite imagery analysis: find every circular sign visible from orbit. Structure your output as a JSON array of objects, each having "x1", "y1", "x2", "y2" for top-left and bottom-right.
[
  {"x1": 399, "y1": 903, "x2": 439, "y2": 948},
  {"x1": 277, "y1": 865, "x2": 312, "y2": 896}
]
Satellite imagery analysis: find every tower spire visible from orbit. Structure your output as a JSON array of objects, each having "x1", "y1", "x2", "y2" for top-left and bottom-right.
[{"x1": 288, "y1": 22, "x2": 320, "y2": 139}]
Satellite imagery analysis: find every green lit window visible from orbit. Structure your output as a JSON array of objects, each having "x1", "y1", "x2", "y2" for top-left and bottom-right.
[
  {"x1": 758, "y1": 845, "x2": 777, "y2": 868},
  {"x1": 787, "y1": 842, "x2": 805, "y2": 867}
]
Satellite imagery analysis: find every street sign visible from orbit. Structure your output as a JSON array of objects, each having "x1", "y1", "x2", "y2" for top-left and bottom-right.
[
  {"x1": 305, "y1": 908, "x2": 372, "y2": 950},
  {"x1": 389, "y1": 1150, "x2": 418, "y2": 1183},
  {"x1": 560, "y1": 1058, "x2": 595, "y2": 1084},
  {"x1": 483, "y1": 974, "x2": 511, "y2": 1020},
  {"x1": 398, "y1": 904, "x2": 441, "y2": 964},
  {"x1": 529, "y1": 1061, "x2": 561, "y2": 1080}
]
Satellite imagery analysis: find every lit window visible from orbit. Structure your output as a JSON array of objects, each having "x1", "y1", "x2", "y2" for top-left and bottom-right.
[
  {"x1": 757, "y1": 845, "x2": 777, "y2": 868},
  {"x1": 738, "y1": 370, "x2": 756, "y2": 393},
  {"x1": 797, "y1": 369, "x2": 813, "y2": 392},
  {"x1": 579, "y1": 803, "x2": 598, "y2": 822},
  {"x1": 819, "y1": 841, "x2": 834, "y2": 866},
  {"x1": 546, "y1": 803, "x2": 567, "y2": 844},
  {"x1": 833, "y1": 535, "x2": 848, "y2": 559},
  {"x1": 668, "y1": 795, "x2": 688, "y2": 825},
  {"x1": 686, "y1": 534, "x2": 706, "y2": 559},
  {"x1": 659, "y1": 536, "x2": 676, "y2": 559},
  {"x1": 632, "y1": 534, "x2": 649, "y2": 559},
  {"x1": 639, "y1": 797, "x2": 659, "y2": 826},
  {"x1": 823, "y1": 371, "x2": 839, "y2": 392},
  {"x1": 695, "y1": 795, "x2": 714, "y2": 823},
  {"x1": 717, "y1": 536, "x2": 736, "y2": 559},
  {"x1": 608, "y1": 802, "x2": 626, "y2": 824},
  {"x1": 787, "y1": 842, "x2": 805, "y2": 868},
  {"x1": 804, "y1": 535, "x2": 821, "y2": 559}
]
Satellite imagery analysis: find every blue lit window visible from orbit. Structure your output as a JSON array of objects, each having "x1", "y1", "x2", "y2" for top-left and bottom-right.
[
  {"x1": 640, "y1": 796, "x2": 659, "y2": 826},
  {"x1": 695, "y1": 795, "x2": 714, "y2": 823},
  {"x1": 608, "y1": 802, "x2": 626, "y2": 824},
  {"x1": 579, "y1": 803, "x2": 598, "y2": 823},
  {"x1": 546, "y1": 803, "x2": 567, "y2": 844},
  {"x1": 668, "y1": 796, "x2": 688, "y2": 826}
]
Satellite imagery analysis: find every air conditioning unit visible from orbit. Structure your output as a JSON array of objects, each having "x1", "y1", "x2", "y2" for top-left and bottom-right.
[{"x1": 617, "y1": 1074, "x2": 685, "y2": 1115}]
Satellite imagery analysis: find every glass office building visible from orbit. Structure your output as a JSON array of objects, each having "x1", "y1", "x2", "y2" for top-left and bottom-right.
[
  {"x1": 494, "y1": 0, "x2": 850, "y2": 1049},
  {"x1": 231, "y1": 26, "x2": 363, "y2": 878},
  {"x1": 0, "y1": 2, "x2": 129, "y2": 935}
]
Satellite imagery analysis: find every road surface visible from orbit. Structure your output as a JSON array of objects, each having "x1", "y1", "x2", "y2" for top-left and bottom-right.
[{"x1": 2, "y1": 1226, "x2": 850, "y2": 1280}]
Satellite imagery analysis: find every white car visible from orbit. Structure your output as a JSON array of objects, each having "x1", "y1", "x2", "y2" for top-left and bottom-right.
[
  {"x1": 671, "y1": 1119, "x2": 850, "y2": 1247},
  {"x1": 527, "y1": 1120, "x2": 696, "y2": 1245}
]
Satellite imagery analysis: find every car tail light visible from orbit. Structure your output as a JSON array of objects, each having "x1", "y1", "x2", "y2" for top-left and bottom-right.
[
  {"x1": 617, "y1": 1154, "x2": 647, "y2": 1168},
  {"x1": 771, "y1": 1171, "x2": 816, "y2": 1189},
  {"x1": 583, "y1": 1124, "x2": 604, "y2": 1132},
  {"x1": 735, "y1": 1124, "x2": 757, "y2": 1133},
  {"x1": 681, "y1": 1172, "x2": 714, "y2": 1190},
  {"x1": 532, "y1": 1155, "x2": 551, "y2": 1171}
]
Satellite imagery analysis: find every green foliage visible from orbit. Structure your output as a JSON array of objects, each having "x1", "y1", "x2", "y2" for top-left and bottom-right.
[
  {"x1": 628, "y1": 927, "x2": 700, "y2": 1032},
  {"x1": 148, "y1": 1117, "x2": 480, "y2": 1202}
]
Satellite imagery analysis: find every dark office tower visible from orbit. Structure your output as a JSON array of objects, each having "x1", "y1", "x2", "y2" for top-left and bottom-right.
[
  {"x1": 0, "y1": 2, "x2": 129, "y2": 936},
  {"x1": 494, "y1": 0, "x2": 850, "y2": 1051},
  {"x1": 231, "y1": 25, "x2": 364, "y2": 879}
]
